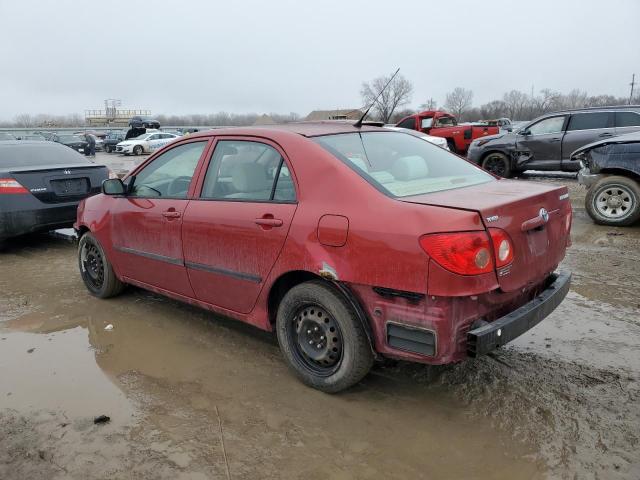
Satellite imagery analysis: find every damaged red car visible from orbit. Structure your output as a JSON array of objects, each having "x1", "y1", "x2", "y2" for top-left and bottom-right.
[{"x1": 75, "y1": 123, "x2": 572, "y2": 392}]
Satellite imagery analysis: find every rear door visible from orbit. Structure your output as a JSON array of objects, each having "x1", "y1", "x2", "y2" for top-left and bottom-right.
[
  {"x1": 182, "y1": 138, "x2": 297, "y2": 314},
  {"x1": 110, "y1": 140, "x2": 209, "y2": 296},
  {"x1": 516, "y1": 115, "x2": 567, "y2": 169},
  {"x1": 561, "y1": 112, "x2": 614, "y2": 170},
  {"x1": 615, "y1": 110, "x2": 640, "y2": 136}
]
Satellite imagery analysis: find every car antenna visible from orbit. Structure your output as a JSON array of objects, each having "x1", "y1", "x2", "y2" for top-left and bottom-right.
[{"x1": 354, "y1": 67, "x2": 400, "y2": 128}]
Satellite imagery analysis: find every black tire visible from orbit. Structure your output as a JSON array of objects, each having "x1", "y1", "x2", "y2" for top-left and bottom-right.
[
  {"x1": 276, "y1": 281, "x2": 374, "y2": 393},
  {"x1": 133, "y1": 145, "x2": 143, "y2": 156},
  {"x1": 78, "y1": 232, "x2": 124, "y2": 298},
  {"x1": 585, "y1": 176, "x2": 640, "y2": 226},
  {"x1": 105, "y1": 145, "x2": 112, "y2": 153},
  {"x1": 446, "y1": 139, "x2": 457, "y2": 154},
  {"x1": 482, "y1": 152, "x2": 512, "y2": 178}
]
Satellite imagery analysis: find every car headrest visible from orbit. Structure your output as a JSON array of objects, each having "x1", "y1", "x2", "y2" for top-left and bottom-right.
[
  {"x1": 231, "y1": 163, "x2": 271, "y2": 192},
  {"x1": 391, "y1": 156, "x2": 429, "y2": 181}
]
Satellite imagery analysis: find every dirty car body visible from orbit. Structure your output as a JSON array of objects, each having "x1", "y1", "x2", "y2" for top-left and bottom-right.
[
  {"x1": 75, "y1": 124, "x2": 572, "y2": 392},
  {"x1": 574, "y1": 131, "x2": 640, "y2": 225}
]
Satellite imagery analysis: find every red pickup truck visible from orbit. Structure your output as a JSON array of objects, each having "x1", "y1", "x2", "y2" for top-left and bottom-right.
[{"x1": 396, "y1": 110, "x2": 499, "y2": 154}]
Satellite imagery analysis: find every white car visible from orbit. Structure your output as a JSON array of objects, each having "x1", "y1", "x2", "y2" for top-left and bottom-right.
[
  {"x1": 115, "y1": 132, "x2": 180, "y2": 156},
  {"x1": 383, "y1": 126, "x2": 449, "y2": 150}
]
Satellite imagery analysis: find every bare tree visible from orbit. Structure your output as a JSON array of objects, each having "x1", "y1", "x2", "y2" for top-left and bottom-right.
[
  {"x1": 419, "y1": 98, "x2": 437, "y2": 110},
  {"x1": 14, "y1": 113, "x2": 34, "y2": 128},
  {"x1": 444, "y1": 87, "x2": 474, "y2": 119},
  {"x1": 502, "y1": 90, "x2": 530, "y2": 120},
  {"x1": 361, "y1": 73, "x2": 413, "y2": 123}
]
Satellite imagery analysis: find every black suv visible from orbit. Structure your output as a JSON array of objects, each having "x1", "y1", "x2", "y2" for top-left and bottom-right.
[
  {"x1": 467, "y1": 106, "x2": 640, "y2": 177},
  {"x1": 103, "y1": 132, "x2": 125, "y2": 153}
]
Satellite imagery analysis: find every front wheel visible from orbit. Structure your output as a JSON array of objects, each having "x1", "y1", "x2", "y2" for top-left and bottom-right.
[
  {"x1": 133, "y1": 145, "x2": 143, "y2": 156},
  {"x1": 78, "y1": 232, "x2": 124, "y2": 298},
  {"x1": 276, "y1": 281, "x2": 373, "y2": 393},
  {"x1": 482, "y1": 152, "x2": 512, "y2": 178},
  {"x1": 585, "y1": 176, "x2": 640, "y2": 226}
]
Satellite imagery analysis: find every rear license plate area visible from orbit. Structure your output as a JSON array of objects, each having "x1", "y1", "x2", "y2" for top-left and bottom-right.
[{"x1": 51, "y1": 178, "x2": 89, "y2": 196}]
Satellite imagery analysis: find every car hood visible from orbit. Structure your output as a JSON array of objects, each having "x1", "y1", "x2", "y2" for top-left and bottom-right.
[{"x1": 571, "y1": 131, "x2": 640, "y2": 157}]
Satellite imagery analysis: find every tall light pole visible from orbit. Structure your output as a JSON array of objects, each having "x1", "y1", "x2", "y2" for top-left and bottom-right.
[{"x1": 630, "y1": 74, "x2": 636, "y2": 105}]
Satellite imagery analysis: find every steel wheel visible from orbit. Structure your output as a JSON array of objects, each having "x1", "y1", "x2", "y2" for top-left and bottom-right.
[
  {"x1": 80, "y1": 242, "x2": 105, "y2": 290},
  {"x1": 593, "y1": 184, "x2": 635, "y2": 220},
  {"x1": 289, "y1": 304, "x2": 343, "y2": 376}
]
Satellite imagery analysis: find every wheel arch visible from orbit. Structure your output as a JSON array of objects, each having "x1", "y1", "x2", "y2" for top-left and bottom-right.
[
  {"x1": 267, "y1": 270, "x2": 379, "y2": 359},
  {"x1": 598, "y1": 168, "x2": 640, "y2": 183}
]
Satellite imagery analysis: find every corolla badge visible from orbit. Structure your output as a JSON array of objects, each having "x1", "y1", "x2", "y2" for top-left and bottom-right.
[{"x1": 539, "y1": 208, "x2": 549, "y2": 223}]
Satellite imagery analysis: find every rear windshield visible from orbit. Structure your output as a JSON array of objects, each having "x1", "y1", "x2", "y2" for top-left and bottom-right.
[
  {"x1": 0, "y1": 143, "x2": 91, "y2": 167},
  {"x1": 314, "y1": 131, "x2": 493, "y2": 197}
]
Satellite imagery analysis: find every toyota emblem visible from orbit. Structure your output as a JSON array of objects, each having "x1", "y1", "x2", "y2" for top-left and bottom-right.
[
  {"x1": 539, "y1": 208, "x2": 549, "y2": 223},
  {"x1": 63, "y1": 169, "x2": 72, "y2": 175}
]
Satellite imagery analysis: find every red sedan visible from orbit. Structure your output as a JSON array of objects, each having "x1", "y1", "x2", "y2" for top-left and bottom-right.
[{"x1": 75, "y1": 123, "x2": 572, "y2": 392}]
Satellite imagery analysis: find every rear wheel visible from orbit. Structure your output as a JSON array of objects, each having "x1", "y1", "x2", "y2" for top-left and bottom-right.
[
  {"x1": 133, "y1": 145, "x2": 143, "y2": 155},
  {"x1": 105, "y1": 145, "x2": 112, "y2": 153},
  {"x1": 78, "y1": 232, "x2": 124, "y2": 298},
  {"x1": 276, "y1": 281, "x2": 373, "y2": 393},
  {"x1": 482, "y1": 152, "x2": 512, "y2": 178},
  {"x1": 585, "y1": 176, "x2": 640, "y2": 226}
]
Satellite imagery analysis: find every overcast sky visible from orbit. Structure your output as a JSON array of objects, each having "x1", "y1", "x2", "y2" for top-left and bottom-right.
[{"x1": 0, "y1": 0, "x2": 638, "y2": 120}]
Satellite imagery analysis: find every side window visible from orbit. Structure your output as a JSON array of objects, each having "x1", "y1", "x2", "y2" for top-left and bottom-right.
[
  {"x1": 528, "y1": 116, "x2": 566, "y2": 135},
  {"x1": 397, "y1": 117, "x2": 415, "y2": 129},
  {"x1": 566, "y1": 112, "x2": 611, "y2": 131},
  {"x1": 146, "y1": 134, "x2": 159, "y2": 141},
  {"x1": 616, "y1": 111, "x2": 640, "y2": 127},
  {"x1": 273, "y1": 164, "x2": 296, "y2": 201},
  {"x1": 129, "y1": 141, "x2": 206, "y2": 198},
  {"x1": 201, "y1": 140, "x2": 294, "y2": 202}
]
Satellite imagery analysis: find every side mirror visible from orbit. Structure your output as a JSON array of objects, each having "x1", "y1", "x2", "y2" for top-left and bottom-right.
[
  {"x1": 102, "y1": 178, "x2": 125, "y2": 195},
  {"x1": 520, "y1": 129, "x2": 531, "y2": 136}
]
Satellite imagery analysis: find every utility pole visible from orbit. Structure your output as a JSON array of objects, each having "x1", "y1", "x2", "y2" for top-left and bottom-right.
[{"x1": 630, "y1": 74, "x2": 636, "y2": 105}]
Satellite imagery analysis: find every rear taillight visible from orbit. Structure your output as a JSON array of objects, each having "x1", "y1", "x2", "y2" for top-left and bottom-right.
[
  {"x1": 0, "y1": 178, "x2": 28, "y2": 194},
  {"x1": 419, "y1": 232, "x2": 494, "y2": 275},
  {"x1": 488, "y1": 228, "x2": 514, "y2": 268}
]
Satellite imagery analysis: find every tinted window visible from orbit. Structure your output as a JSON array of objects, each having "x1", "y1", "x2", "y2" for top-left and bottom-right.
[
  {"x1": 396, "y1": 117, "x2": 415, "y2": 129},
  {"x1": 129, "y1": 141, "x2": 206, "y2": 198},
  {"x1": 528, "y1": 116, "x2": 566, "y2": 135},
  {"x1": 616, "y1": 111, "x2": 640, "y2": 127},
  {"x1": 314, "y1": 132, "x2": 493, "y2": 197},
  {"x1": 201, "y1": 140, "x2": 290, "y2": 201},
  {"x1": 0, "y1": 142, "x2": 90, "y2": 167},
  {"x1": 567, "y1": 112, "x2": 611, "y2": 131}
]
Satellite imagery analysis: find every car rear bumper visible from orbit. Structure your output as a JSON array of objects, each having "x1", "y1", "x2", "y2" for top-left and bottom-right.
[
  {"x1": 0, "y1": 203, "x2": 79, "y2": 240},
  {"x1": 467, "y1": 271, "x2": 571, "y2": 357}
]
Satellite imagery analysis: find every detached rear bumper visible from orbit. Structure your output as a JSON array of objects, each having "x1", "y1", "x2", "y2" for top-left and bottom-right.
[{"x1": 467, "y1": 271, "x2": 571, "y2": 357}]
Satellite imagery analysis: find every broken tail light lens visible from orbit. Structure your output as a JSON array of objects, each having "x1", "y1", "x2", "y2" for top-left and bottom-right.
[
  {"x1": 488, "y1": 228, "x2": 514, "y2": 268},
  {"x1": 0, "y1": 178, "x2": 28, "y2": 194},
  {"x1": 419, "y1": 232, "x2": 494, "y2": 275}
]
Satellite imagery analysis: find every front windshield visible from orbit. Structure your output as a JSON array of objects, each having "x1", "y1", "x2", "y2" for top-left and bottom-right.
[{"x1": 314, "y1": 132, "x2": 493, "y2": 197}]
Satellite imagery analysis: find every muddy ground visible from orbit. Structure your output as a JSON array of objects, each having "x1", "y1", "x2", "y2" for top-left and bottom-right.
[{"x1": 1, "y1": 167, "x2": 639, "y2": 479}]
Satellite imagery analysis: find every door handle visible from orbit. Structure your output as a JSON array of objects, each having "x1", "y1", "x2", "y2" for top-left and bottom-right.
[
  {"x1": 255, "y1": 216, "x2": 283, "y2": 228},
  {"x1": 599, "y1": 132, "x2": 613, "y2": 137},
  {"x1": 549, "y1": 138, "x2": 561, "y2": 143},
  {"x1": 162, "y1": 210, "x2": 181, "y2": 219}
]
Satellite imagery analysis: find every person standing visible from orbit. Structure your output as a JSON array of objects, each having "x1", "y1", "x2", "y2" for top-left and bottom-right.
[{"x1": 86, "y1": 133, "x2": 96, "y2": 157}]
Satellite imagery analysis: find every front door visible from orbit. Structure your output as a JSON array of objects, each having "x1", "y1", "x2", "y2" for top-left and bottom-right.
[
  {"x1": 182, "y1": 138, "x2": 298, "y2": 314},
  {"x1": 111, "y1": 140, "x2": 209, "y2": 296},
  {"x1": 516, "y1": 115, "x2": 567, "y2": 169}
]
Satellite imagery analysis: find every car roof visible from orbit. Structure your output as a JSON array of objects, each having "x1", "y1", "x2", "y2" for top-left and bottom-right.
[
  {"x1": 545, "y1": 105, "x2": 640, "y2": 116},
  {"x1": 186, "y1": 121, "x2": 388, "y2": 140}
]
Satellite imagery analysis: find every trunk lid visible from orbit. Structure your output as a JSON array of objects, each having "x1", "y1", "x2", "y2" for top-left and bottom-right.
[
  {"x1": 10, "y1": 164, "x2": 107, "y2": 204},
  {"x1": 403, "y1": 179, "x2": 571, "y2": 292}
]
